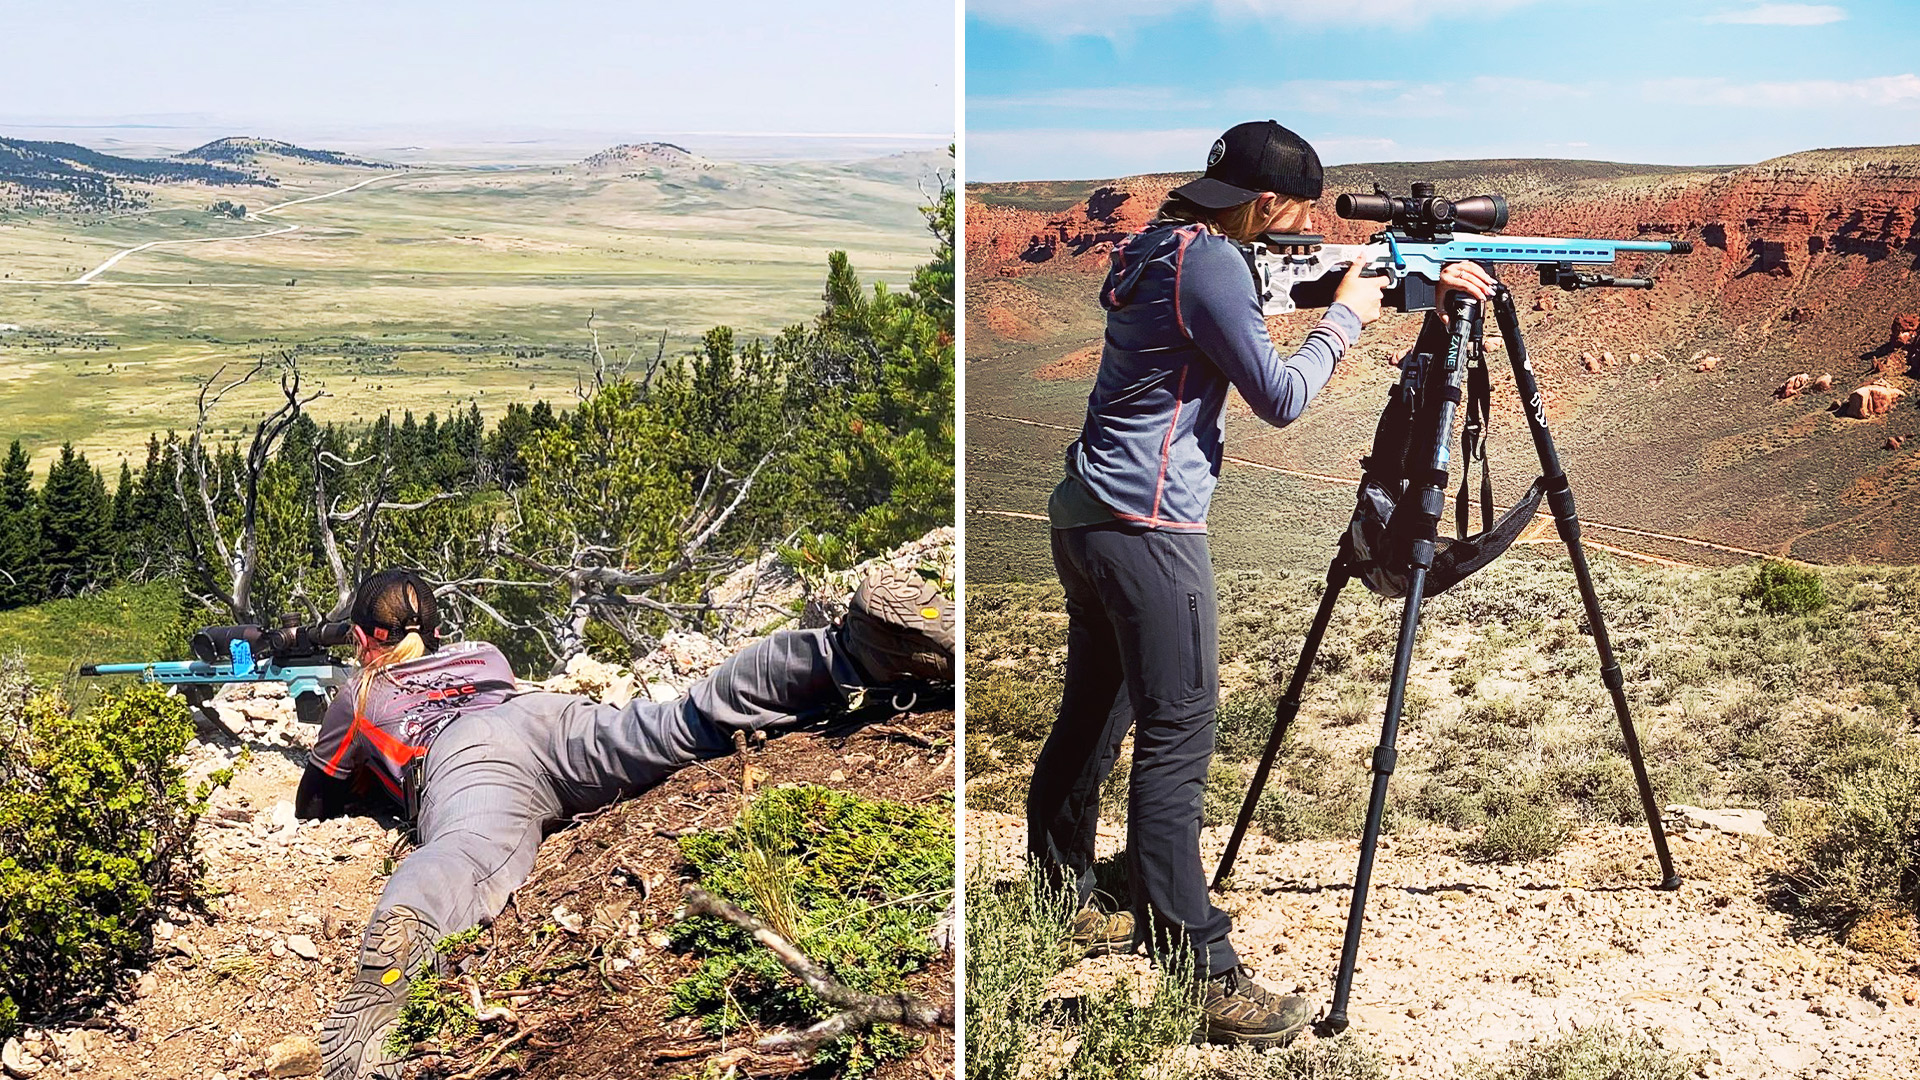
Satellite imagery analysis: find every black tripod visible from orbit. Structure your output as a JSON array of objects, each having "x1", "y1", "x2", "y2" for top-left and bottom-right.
[{"x1": 1212, "y1": 282, "x2": 1680, "y2": 1033}]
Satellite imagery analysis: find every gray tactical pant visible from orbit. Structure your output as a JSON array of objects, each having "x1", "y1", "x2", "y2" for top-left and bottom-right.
[{"x1": 366, "y1": 627, "x2": 859, "y2": 947}]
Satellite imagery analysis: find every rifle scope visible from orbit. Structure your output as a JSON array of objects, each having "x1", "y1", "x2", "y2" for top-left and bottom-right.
[
  {"x1": 1338, "y1": 182, "x2": 1508, "y2": 238},
  {"x1": 190, "y1": 617, "x2": 354, "y2": 664}
]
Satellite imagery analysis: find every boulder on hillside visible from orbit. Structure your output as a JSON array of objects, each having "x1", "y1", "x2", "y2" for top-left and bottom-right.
[
  {"x1": 1886, "y1": 435, "x2": 1905, "y2": 450},
  {"x1": 1775, "y1": 372, "x2": 1811, "y2": 399},
  {"x1": 1695, "y1": 356, "x2": 1720, "y2": 372},
  {"x1": 1893, "y1": 313, "x2": 1919, "y2": 348},
  {"x1": 1813, "y1": 373, "x2": 1834, "y2": 392},
  {"x1": 1843, "y1": 383, "x2": 1906, "y2": 419}
]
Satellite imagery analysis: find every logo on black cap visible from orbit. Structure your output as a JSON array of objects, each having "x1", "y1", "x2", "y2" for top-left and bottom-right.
[{"x1": 1170, "y1": 120, "x2": 1323, "y2": 211}]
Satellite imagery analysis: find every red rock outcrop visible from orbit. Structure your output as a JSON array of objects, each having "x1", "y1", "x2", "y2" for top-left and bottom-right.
[
  {"x1": 1844, "y1": 383, "x2": 1906, "y2": 418},
  {"x1": 1777, "y1": 373, "x2": 1812, "y2": 399}
]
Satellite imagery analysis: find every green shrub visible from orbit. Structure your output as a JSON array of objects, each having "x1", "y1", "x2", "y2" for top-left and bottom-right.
[
  {"x1": 965, "y1": 860, "x2": 1200, "y2": 1080},
  {"x1": 385, "y1": 971, "x2": 474, "y2": 1056},
  {"x1": 1784, "y1": 739, "x2": 1920, "y2": 931},
  {"x1": 0, "y1": 662, "x2": 206, "y2": 1035},
  {"x1": 1462, "y1": 785, "x2": 1571, "y2": 863},
  {"x1": 1408, "y1": 782, "x2": 1484, "y2": 831},
  {"x1": 1745, "y1": 560, "x2": 1826, "y2": 615},
  {"x1": 1463, "y1": 1023, "x2": 1700, "y2": 1080},
  {"x1": 969, "y1": 668, "x2": 1060, "y2": 743},
  {"x1": 673, "y1": 785, "x2": 952, "y2": 1075},
  {"x1": 1216, "y1": 689, "x2": 1278, "y2": 762}
]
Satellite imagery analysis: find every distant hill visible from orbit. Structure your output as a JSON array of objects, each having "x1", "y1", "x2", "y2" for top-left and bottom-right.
[
  {"x1": 0, "y1": 137, "x2": 267, "y2": 205},
  {"x1": 847, "y1": 148, "x2": 952, "y2": 187},
  {"x1": 966, "y1": 146, "x2": 1920, "y2": 567},
  {"x1": 178, "y1": 136, "x2": 392, "y2": 169},
  {"x1": 577, "y1": 142, "x2": 715, "y2": 174}
]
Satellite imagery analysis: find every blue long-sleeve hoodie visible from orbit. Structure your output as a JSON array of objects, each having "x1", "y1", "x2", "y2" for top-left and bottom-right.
[{"x1": 1051, "y1": 220, "x2": 1361, "y2": 531}]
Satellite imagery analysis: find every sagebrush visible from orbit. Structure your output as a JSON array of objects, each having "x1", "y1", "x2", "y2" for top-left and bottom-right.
[{"x1": 0, "y1": 659, "x2": 210, "y2": 1034}]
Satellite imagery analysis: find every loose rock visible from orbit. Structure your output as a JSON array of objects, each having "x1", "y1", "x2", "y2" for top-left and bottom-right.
[{"x1": 263, "y1": 1036, "x2": 322, "y2": 1078}]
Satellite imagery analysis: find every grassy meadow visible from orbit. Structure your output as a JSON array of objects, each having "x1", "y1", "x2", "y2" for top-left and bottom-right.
[
  {"x1": 0, "y1": 579, "x2": 182, "y2": 689},
  {"x1": 0, "y1": 149, "x2": 944, "y2": 474}
]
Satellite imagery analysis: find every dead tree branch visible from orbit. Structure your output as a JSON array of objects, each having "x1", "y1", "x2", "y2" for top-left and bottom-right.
[{"x1": 680, "y1": 887, "x2": 950, "y2": 1056}]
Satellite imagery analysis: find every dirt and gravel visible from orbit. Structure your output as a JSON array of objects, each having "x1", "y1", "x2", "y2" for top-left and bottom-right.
[{"x1": 968, "y1": 811, "x2": 1920, "y2": 1080}]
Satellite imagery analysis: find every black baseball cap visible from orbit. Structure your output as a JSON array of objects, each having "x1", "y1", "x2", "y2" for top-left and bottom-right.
[
  {"x1": 351, "y1": 568, "x2": 440, "y2": 649},
  {"x1": 1169, "y1": 120, "x2": 1323, "y2": 210}
]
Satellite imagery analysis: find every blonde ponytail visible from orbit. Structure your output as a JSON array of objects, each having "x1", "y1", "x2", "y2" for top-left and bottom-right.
[{"x1": 353, "y1": 631, "x2": 428, "y2": 720}]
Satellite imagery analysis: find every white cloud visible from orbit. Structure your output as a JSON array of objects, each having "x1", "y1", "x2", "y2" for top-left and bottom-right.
[
  {"x1": 1648, "y1": 74, "x2": 1920, "y2": 108},
  {"x1": 1702, "y1": 3, "x2": 1847, "y2": 25},
  {"x1": 968, "y1": 0, "x2": 1547, "y2": 36},
  {"x1": 970, "y1": 78, "x2": 1588, "y2": 121}
]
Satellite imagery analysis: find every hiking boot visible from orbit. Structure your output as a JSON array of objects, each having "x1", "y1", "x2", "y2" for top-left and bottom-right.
[
  {"x1": 843, "y1": 568, "x2": 954, "y2": 683},
  {"x1": 321, "y1": 905, "x2": 442, "y2": 1080},
  {"x1": 1065, "y1": 903, "x2": 1135, "y2": 960},
  {"x1": 1200, "y1": 965, "x2": 1312, "y2": 1047}
]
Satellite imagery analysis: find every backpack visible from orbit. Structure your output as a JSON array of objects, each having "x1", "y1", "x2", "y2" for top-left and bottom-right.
[{"x1": 1347, "y1": 313, "x2": 1545, "y2": 598}]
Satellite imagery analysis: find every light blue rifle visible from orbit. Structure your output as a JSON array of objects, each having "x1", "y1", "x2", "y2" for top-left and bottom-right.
[
  {"x1": 1248, "y1": 231, "x2": 1694, "y2": 315},
  {"x1": 82, "y1": 621, "x2": 353, "y2": 729}
]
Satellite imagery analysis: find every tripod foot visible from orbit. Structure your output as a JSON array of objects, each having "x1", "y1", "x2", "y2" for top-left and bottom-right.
[
  {"x1": 1658, "y1": 874, "x2": 1682, "y2": 892},
  {"x1": 1321, "y1": 1011, "x2": 1350, "y2": 1035}
]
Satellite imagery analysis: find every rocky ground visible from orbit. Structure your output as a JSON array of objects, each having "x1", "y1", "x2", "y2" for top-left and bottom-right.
[
  {"x1": 968, "y1": 810, "x2": 1920, "y2": 1080},
  {"x1": 1, "y1": 531, "x2": 956, "y2": 1080}
]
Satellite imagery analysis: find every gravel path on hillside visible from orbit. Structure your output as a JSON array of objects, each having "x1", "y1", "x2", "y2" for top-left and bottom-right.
[{"x1": 968, "y1": 812, "x2": 1920, "y2": 1079}]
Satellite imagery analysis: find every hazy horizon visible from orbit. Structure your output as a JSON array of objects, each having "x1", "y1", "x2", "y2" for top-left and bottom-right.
[{"x1": 0, "y1": 117, "x2": 951, "y2": 167}]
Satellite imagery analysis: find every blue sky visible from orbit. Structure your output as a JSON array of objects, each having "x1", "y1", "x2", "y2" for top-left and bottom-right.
[
  {"x1": 0, "y1": 0, "x2": 953, "y2": 141},
  {"x1": 968, "y1": 0, "x2": 1920, "y2": 179}
]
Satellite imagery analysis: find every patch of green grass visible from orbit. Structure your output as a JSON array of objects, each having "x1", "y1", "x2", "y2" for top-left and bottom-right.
[
  {"x1": 673, "y1": 785, "x2": 952, "y2": 1076},
  {"x1": 1783, "y1": 735, "x2": 1920, "y2": 932},
  {"x1": 1463, "y1": 1024, "x2": 1700, "y2": 1080},
  {"x1": 967, "y1": 561, "x2": 1920, "y2": 873},
  {"x1": 1461, "y1": 784, "x2": 1572, "y2": 863},
  {"x1": 0, "y1": 579, "x2": 185, "y2": 687},
  {"x1": 386, "y1": 973, "x2": 473, "y2": 1057}
]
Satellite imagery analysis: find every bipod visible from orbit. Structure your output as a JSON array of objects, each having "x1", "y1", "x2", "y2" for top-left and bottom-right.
[{"x1": 1211, "y1": 284, "x2": 1680, "y2": 1034}]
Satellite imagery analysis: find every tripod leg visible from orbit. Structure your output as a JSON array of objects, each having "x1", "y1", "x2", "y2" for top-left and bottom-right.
[
  {"x1": 1328, "y1": 294, "x2": 1479, "y2": 1032},
  {"x1": 1213, "y1": 555, "x2": 1353, "y2": 889},
  {"x1": 1488, "y1": 286, "x2": 1680, "y2": 891},
  {"x1": 1327, "y1": 566, "x2": 1429, "y2": 1032}
]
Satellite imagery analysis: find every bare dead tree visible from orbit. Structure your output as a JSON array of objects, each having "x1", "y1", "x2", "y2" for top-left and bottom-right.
[
  {"x1": 580, "y1": 313, "x2": 670, "y2": 399},
  {"x1": 172, "y1": 355, "x2": 321, "y2": 623},
  {"x1": 427, "y1": 442, "x2": 782, "y2": 670},
  {"x1": 310, "y1": 437, "x2": 460, "y2": 621}
]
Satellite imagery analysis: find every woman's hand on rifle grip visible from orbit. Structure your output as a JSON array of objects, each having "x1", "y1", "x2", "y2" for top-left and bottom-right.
[{"x1": 1333, "y1": 256, "x2": 1388, "y2": 326}]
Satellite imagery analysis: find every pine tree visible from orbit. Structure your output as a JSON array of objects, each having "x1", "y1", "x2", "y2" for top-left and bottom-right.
[
  {"x1": 39, "y1": 444, "x2": 112, "y2": 598},
  {"x1": 0, "y1": 442, "x2": 42, "y2": 607},
  {"x1": 110, "y1": 460, "x2": 137, "y2": 579}
]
